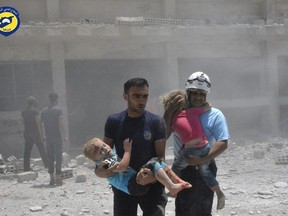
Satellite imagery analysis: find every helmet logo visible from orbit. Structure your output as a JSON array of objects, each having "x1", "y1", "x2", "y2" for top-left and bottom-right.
[{"x1": 185, "y1": 71, "x2": 211, "y2": 93}]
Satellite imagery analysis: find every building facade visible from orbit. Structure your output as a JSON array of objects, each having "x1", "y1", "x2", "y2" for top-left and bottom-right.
[{"x1": 1, "y1": 0, "x2": 288, "y2": 158}]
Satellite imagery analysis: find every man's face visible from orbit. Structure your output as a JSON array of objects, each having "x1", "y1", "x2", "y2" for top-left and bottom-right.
[
  {"x1": 187, "y1": 89, "x2": 207, "y2": 107},
  {"x1": 124, "y1": 86, "x2": 149, "y2": 116}
]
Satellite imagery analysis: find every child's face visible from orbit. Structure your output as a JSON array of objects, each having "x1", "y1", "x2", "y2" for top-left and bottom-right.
[{"x1": 93, "y1": 140, "x2": 112, "y2": 161}]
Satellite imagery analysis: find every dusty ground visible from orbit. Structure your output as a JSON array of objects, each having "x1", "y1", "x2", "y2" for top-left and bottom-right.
[{"x1": 1, "y1": 138, "x2": 288, "y2": 216}]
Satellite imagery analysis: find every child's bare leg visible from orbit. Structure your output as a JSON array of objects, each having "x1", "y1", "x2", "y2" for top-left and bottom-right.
[
  {"x1": 164, "y1": 166, "x2": 187, "y2": 184},
  {"x1": 212, "y1": 185, "x2": 225, "y2": 210},
  {"x1": 155, "y1": 168, "x2": 192, "y2": 197}
]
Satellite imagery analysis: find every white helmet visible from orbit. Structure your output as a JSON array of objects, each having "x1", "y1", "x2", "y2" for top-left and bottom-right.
[{"x1": 185, "y1": 71, "x2": 211, "y2": 94}]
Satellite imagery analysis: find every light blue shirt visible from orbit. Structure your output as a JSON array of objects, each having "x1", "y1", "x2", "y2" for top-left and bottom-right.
[
  {"x1": 95, "y1": 151, "x2": 137, "y2": 194},
  {"x1": 173, "y1": 107, "x2": 230, "y2": 165}
]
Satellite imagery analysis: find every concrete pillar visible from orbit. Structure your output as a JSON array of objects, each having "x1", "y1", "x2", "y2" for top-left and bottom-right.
[
  {"x1": 265, "y1": 0, "x2": 276, "y2": 22},
  {"x1": 49, "y1": 40, "x2": 70, "y2": 152},
  {"x1": 46, "y1": 0, "x2": 60, "y2": 21},
  {"x1": 266, "y1": 41, "x2": 280, "y2": 136},
  {"x1": 163, "y1": 0, "x2": 176, "y2": 18}
]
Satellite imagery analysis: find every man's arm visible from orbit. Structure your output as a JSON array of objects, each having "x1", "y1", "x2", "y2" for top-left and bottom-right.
[
  {"x1": 39, "y1": 114, "x2": 46, "y2": 140},
  {"x1": 154, "y1": 139, "x2": 166, "y2": 161},
  {"x1": 137, "y1": 138, "x2": 166, "y2": 186},
  {"x1": 186, "y1": 140, "x2": 228, "y2": 165},
  {"x1": 35, "y1": 115, "x2": 44, "y2": 140},
  {"x1": 59, "y1": 117, "x2": 68, "y2": 141}
]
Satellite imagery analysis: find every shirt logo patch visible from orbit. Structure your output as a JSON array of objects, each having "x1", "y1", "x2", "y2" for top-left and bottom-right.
[{"x1": 143, "y1": 131, "x2": 152, "y2": 141}]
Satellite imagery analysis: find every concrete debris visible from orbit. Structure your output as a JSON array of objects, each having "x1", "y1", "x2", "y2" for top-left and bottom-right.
[
  {"x1": 75, "y1": 154, "x2": 86, "y2": 166},
  {"x1": 17, "y1": 171, "x2": 37, "y2": 183},
  {"x1": 275, "y1": 154, "x2": 288, "y2": 165},
  {"x1": 60, "y1": 210, "x2": 69, "y2": 216},
  {"x1": 274, "y1": 182, "x2": 288, "y2": 188},
  {"x1": 60, "y1": 168, "x2": 73, "y2": 179},
  {"x1": 0, "y1": 154, "x2": 4, "y2": 165},
  {"x1": 1, "y1": 138, "x2": 288, "y2": 215},
  {"x1": 29, "y1": 206, "x2": 43, "y2": 212},
  {"x1": 75, "y1": 174, "x2": 86, "y2": 183},
  {"x1": 75, "y1": 190, "x2": 85, "y2": 194}
]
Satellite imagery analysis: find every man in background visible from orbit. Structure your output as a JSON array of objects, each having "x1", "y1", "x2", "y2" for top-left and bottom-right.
[
  {"x1": 22, "y1": 96, "x2": 49, "y2": 171},
  {"x1": 41, "y1": 93, "x2": 67, "y2": 186}
]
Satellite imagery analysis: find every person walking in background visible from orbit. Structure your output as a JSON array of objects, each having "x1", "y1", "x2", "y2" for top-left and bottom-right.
[
  {"x1": 41, "y1": 93, "x2": 67, "y2": 186},
  {"x1": 95, "y1": 78, "x2": 168, "y2": 216},
  {"x1": 21, "y1": 96, "x2": 49, "y2": 171},
  {"x1": 83, "y1": 137, "x2": 191, "y2": 197},
  {"x1": 162, "y1": 90, "x2": 225, "y2": 210},
  {"x1": 163, "y1": 72, "x2": 230, "y2": 216}
]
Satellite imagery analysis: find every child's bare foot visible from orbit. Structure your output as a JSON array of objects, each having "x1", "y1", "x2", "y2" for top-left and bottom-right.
[
  {"x1": 168, "y1": 182, "x2": 192, "y2": 197},
  {"x1": 217, "y1": 192, "x2": 225, "y2": 210},
  {"x1": 164, "y1": 167, "x2": 188, "y2": 184}
]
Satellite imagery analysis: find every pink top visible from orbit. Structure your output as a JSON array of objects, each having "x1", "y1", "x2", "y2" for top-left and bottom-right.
[{"x1": 171, "y1": 107, "x2": 207, "y2": 148}]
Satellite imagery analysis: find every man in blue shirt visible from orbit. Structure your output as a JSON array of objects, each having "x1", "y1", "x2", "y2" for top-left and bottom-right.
[{"x1": 164, "y1": 72, "x2": 230, "y2": 216}]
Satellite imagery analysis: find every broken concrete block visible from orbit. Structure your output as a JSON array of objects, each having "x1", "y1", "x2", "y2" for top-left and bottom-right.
[
  {"x1": 275, "y1": 155, "x2": 288, "y2": 165},
  {"x1": 31, "y1": 158, "x2": 43, "y2": 167},
  {"x1": 76, "y1": 155, "x2": 86, "y2": 166},
  {"x1": 29, "y1": 206, "x2": 43, "y2": 212},
  {"x1": 253, "y1": 150, "x2": 265, "y2": 159},
  {"x1": 17, "y1": 171, "x2": 37, "y2": 183},
  {"x1": 0, "y1": 154, "x2": 4, "y2": 165},
  {"x1": 75, "y1": 174, "x2": 87, "y2": 183},
  {"x1": 60, "y1": 168, "x2": 73, "y2": 179},
  {"x1": 0, "y1": 164, "x2": 7, "y2": 174},
  {"x1": 62, "y1": 152, "x2": 71, "y2": 167},
  {"x1": 6, "y1": 165, "x2": 15, "y2": 173},
  {"x1": 14, "y1": 161, "x2": 23, "y2": 171},
  {"x1": 7, "y1": 155, "x2": 17, "y2": 164}
]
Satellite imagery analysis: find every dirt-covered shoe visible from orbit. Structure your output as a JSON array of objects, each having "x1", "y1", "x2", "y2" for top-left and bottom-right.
[
  {"x1": 49, "y1": 174, "x2": 55, "y2": 186},
  {"x1": 55, "y1": 175, "x2": 63, "y2": 186}
]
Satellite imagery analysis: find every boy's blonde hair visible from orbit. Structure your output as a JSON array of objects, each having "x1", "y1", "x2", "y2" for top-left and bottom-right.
[
  {"x1": 83, "y1": 137, "x2": 102, "y2": 162},
  {"x1": 162, "y1": 90, "x2": 185, "y2": 111}
]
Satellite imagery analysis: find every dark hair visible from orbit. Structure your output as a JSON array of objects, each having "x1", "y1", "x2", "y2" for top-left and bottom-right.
[
  {"x1": 124, "y1": 78, "x2": 149, "y2": 94},
  {"x1": 27, "y1": 96, "x2": 37, "y2": 106},
  {"x1": 127, "y1": 174, "x2": 151, "y2": 196},
  {"x1": 49, "y1": 93, "x2": 58, "y2": 103}
]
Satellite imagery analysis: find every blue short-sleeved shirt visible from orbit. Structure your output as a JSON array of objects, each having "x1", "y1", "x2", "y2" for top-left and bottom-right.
[{"x1": 104, "y1": 110, "x2": 166, "y2": 171}]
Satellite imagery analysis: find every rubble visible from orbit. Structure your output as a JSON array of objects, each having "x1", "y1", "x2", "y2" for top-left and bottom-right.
[{"x1": 0, "y1": 139, "x2": 287, "y2": 215}]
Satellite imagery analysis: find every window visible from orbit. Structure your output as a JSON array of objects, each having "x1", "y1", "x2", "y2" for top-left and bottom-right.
[{"x1": 0, "y1": 61, "x2": 53, "y2": 111}]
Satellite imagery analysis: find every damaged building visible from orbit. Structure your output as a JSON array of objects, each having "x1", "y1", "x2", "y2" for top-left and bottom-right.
[{"x1": 1, "y1": 0, "x2": 288, "y2": 158}]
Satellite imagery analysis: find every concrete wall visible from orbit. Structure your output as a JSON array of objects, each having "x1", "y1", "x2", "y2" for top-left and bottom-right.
[
  {"x1": 2, "y1": 0, "x2": 288, "y2": 23},
  {"x1": 1, "y1": 0, "x2": 288, "y2": 158}
]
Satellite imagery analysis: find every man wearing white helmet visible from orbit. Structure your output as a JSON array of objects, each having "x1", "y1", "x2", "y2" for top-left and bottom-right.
[{"x1": 163, "y1": 71, "x2": 230, "y2": 216}]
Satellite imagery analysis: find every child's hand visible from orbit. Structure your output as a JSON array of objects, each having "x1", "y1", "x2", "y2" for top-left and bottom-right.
[
  {"x1": 203, "y1": 102, "x2": 212, "y2": 111},
  {"x1": 123, "y1": 138, "x2": 132, "y2": 152},
  {"x1": 167, "y1": 95, "x2": 185, "y2": 114},
  {"x1": 106, "y1": 162, "x2": 119, "y2": 172}
]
